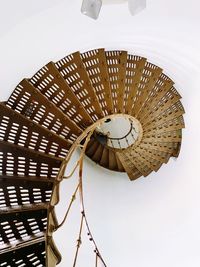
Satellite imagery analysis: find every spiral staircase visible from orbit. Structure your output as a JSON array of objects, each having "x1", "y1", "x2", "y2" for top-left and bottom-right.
[{"x1": 0, "y1": 48, "x2": 185, "y2": 266}]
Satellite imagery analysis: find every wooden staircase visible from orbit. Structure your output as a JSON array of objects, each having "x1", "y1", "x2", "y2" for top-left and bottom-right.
[{"x1": 0, "y1": 48, "x2": 185, "y2": 266}]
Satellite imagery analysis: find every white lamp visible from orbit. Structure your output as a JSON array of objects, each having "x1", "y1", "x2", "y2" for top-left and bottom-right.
[
  {"x1": 81, "y1": 0, "x2": 146, "y2": 19},
  {"x1": 128, "y1": 0, "x2": 146, "y2": 15},
  {"x1": 81, "y1": 0, "x2": 102, "y2": 20}
]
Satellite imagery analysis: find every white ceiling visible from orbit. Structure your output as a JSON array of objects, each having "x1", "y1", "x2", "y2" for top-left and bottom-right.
[{"x1": 0, "y1": 1, "x2": 200, "y2": 266}]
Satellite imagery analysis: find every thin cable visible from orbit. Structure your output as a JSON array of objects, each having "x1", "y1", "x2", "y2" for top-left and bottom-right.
[
  {"x1": 78, "y1": 139, "x2": 107, "y2": 267},
  {"x1": 56, "y1": 130, "x2": 95, "y2": 230},
  {"x1": 72, "y1": 212, "x2": 84, "y2": 267}
]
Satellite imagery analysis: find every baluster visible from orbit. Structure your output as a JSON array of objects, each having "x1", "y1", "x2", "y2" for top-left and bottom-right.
[
  {"x1": 118, "y1": 140, "x2": 121, "y2": 149},
  {"x1": 111, "y1": 140, "x2": 114, "y2": 148},
  {"x1": 125, "y1": 137, "x2": 129, "y2": 146}
]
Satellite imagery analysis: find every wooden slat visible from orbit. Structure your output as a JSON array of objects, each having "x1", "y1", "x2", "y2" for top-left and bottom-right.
[
  {"x1": 6, "y1": 79, "x2": 82, "y2": 142},
  {"x1": 0, "y1": 174, "x2": 54, "y2": 184},
  {"x1": 30, "y1": 62, "x2": 93, "y2": 129},
  {"x1": 105, "y1": 50, "x2": 128, "y2": 113},
  {"x1": 55, "y1": 51, "x2": 104, "y2": 120},
  {"x1": 0, "y1": 203, "x2": 48, "y2": 215},
  {"x1": 0, "y1": 103, "x2": 71, "y2": 158},
  {"x1": 81, "y1": 48, "x2": 113, "y2": 115}
]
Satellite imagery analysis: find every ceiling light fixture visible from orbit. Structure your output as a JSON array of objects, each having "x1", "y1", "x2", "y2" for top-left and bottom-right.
[{"x1": 81, "y1": 0, "x2": 146, "y2": 20}]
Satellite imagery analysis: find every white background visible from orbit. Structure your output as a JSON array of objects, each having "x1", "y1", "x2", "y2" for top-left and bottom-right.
[{"x1": 0, "y1": 0, "x2": 200, "y2": 266}]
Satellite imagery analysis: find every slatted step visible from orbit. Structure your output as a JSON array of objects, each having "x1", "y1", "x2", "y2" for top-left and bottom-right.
[
  {"x1": 105, "y1": 50, "x2": 127, "y2": 113},
  {"x1": 0, "y1": 176, "x2": 52, "y2": 209},
  {"x1": 0, "y1": 141, "x2": 62, "y2": 178},
  {"x1": 108, "y1": 149, "x2": 119, "y2": 171},
  {"x1": 0, "y1": 239, "x2": 46, "y2": 266},
  {"x1": 55, "y1": 51, "x2": 104, "y2": 120},
  {"x1": 6, "y1": 79, "x2": 82, "y2": 142},
  {"x1": 124, "y1": 55, "x2": 147, "y2": 114},
  {"x1": 0, "y1": 205, "x2": 47, "y2": 250},
  {"x1": 100, "y1": 146, "x2": 109, "y2": 169},
  {"x1": 0, "y1": 103, "x2": 71, "y2": 159},
  {"x1": 131, "y1": 63, "x2": 163, "y2": 117},
  {"x1": 137, "y1": 73, "x2": 174, "y2": 120},
  {"x1": 116, "y1": 152, "x2": 142, "y2": 180},
  {"x1": 30, "y1": 61, "x2": 93, "y2": 129},
  {"x1": 81, "y1": 49, "x2": 113, "y2": 116},
  {"x1": 92, "y1": 143, "x2": 104, "y2": 162}
]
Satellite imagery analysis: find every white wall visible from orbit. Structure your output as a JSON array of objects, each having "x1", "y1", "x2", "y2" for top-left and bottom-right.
[{"x1": 0, "y1": 0, "x2": 200, "y2": 266}]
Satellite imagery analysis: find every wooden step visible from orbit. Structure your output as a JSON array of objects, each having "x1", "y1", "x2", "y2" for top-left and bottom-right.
[
  {"x1": 0, "y1": 176, "x2": 52, "y2": 208},
  {"x1": 124, "y1": 55, "x2": 147, "y2": 114},
  {"x1": 140, "y1": 141, "x2": 181, "y2": 155},
  {"x1": 99, "y1": 147, "x2": 109, "y2": 168},
  {"x1": 81, "y1": 49, "x2": 113, "y2": 115},
  {"x1": 115, "y1": 154, "x2": 125, "y2": 172},
  {"x1": 135, "y1": 145, "x2": 171, "y2": 164},
  {"x1": 108, "y1": 149, "x2": 118, "y2": 171},
  {"x1": 30, "y1": 61, "x2": 93, "y2": 129},
  {"x1": 6, "y1": 79, "x2": 82, "y2": 142},
  {"x1": 55, "y1": 51, "x2": 104, "y2": 120},
  {"x1": 123, "y1": 150, "x2": 152, "y2": 177},
  {"x1": 85, "y1": 138, "x2": 99, "y2": 157},
  {"x1": 105, "y1": 50, "x2": 128, "y2": 113},
  {"x1": 0, "y1": 141, "x2": 62, "y2": 178},
  {"x1": 92, "y1": 143, "x2": 104, "y2": 162},
  {"x1": 129, "y1": 146, "x2": 162, "y2": 171},
  {"x1": 0, "y1": 205, "x2": 47, "y2": 248},
  {"x1": 137, "y1": 73, "x2": 174, "y2": 120},
  {"x1": 141, "y1": 89, "x2": 182, "y2": 125},
  {"x1": 143, "y1": 103, "x2": 185, "y2": 130},
  {"x1": 142, "y1": 129, "x2": 182, "y2": 143},
  {"x1": 116, "y1": 152, "x2": 142, "y2": 180},
  {"x1": 0, "y1": 239, "x2": 46, "y2": 266},
  {"x1": 0, "y1": 103, "x2": 71, "y2": 159},
  {"x1": 131, "y1": 63, "x2": 163, "y2": 117},
  {"x1": 144, "y1": 115, "x2": 185, "y2": 134}
]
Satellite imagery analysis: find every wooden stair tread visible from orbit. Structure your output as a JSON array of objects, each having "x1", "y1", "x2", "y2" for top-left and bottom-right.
[
  {"x1": 0, "y1": 103, "x2": 72, "y2": 159},
  {"x1": 7, "y1": 79, "x2": 82, "y2": 142},
  {"x1": 55, "y1": 51, "x2": 104, "y2": 120},
  {"x1": 30, "y1": 61, "x2": 93, "y2": 129},
  {"x1": 105, "y1": 50, "x2": 127, "y2": 113},
  {"x1": 81, "y1": 49, "x2": 113, "y2": 115}
]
